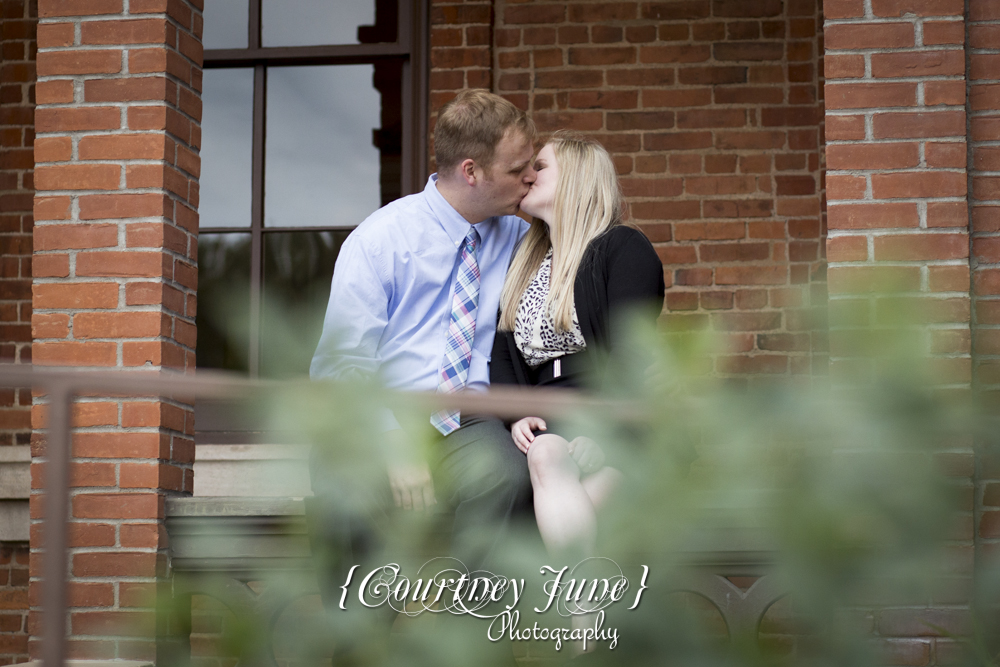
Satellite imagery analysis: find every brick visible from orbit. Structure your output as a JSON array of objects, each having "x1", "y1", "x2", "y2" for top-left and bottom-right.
[
  {"x1": 873, "y1": 111, "x2": 966, "y2": 139},
  {"x1": 79, "y1": 193, "x2": 173, "y2": 220},
  {"x1": 825, "y1": 82, "x2": 917, "y2": 110},
  {"x1": 37, "y1": 49, "x2": 122, "y2": 76},
  {"x1": 76, "y1": 252, "x2": 169, "y2": 278},
  {"x1": 73, "y1": 312, "x2": 168, "y2": 339},
  {"x1": 639, "y1": 44, "x2": 710, "y2": 63},
  {"x1": 825, "y1": 143, "x2": 920, "y2": 170},
  {"x1": 828, "y1": 266, "x2": 922, "y2": 293},
  {"x1": 34, "y1": 164, "x2": 121, "y2": 191},
  {"x1": 872, "y1": 0, "x2": 965, "y2": 16},
  {"x1": 35, "y1": 79, "x2": 74, "y2": 104},
  {"x1": 926, "y1": 142, "x2": 966, "y2": 168},
  {"x1": 32, "y1": 255, "x2": 71, "y2": 278},
  {"x1": 35, "y1": 107, "x2": 121, "y2": 133},
  {"x1": 825, "y1": 23, "x2": 914, "y2": 49},
  {"x1": 32, "y1": 313, "x2": 70, "y2": 339},
  {"x1": 72, "y1": 493, "x2": 161, "y2": 520},
  {"x1": 826, "y1": 174, "x2": 867, "y2": 200},
  {"x1": 38, "y1": 223, "x2": 112, "y2": 259},
  {"x1": 504, "y1": 4, "x2": 565, "y2": 23},
  {"x1": 926, "y1": 80, "x2": 966, "y2": 107},
  {"x1": 924, "y1": 20, "x2": 965, "y2": 45},
  {"x1": 33, "y1": 196, "x2": 72, "y2": 222},
  {"x1": 36, "y1": 22, "x2": 76, "y2": 47},
  {"x1": 80, "y1": 18, "x2": 169, "y2": 44},
  {"x1": 631, "y1": 200, "x2": 702, "y2": 220},
  {"x1": 928, "y1": 202, "x2": 969, "y2": 228},
  {"x1": 71, "y1": 610, "x2": 156, "y2": 640},
  {"x1": 32, "y1": 342, "x2": 117, "y2": 367},
  {"x1": 32, "y1": 283, "x2": 119, "y2": 309},
  {"x1": 828, "y1": 203, "x2": 920, "y2": 229},
  {"x1": 699, "y1": 243, "x2": 770, "y2": 262},
  {"x1": 676, "y1": 109, "x2": 746, "y2": 129},
  {"x1": 34, "y1": 137, "x2": 73, "y2": 163},
  {"x1": 84, "y1": 77, "x2": 173, "y2": 104},
  {"x1": 39, "y1": 0, "x2": 123, "y2": 16},
  {"x1": 714, "y1": 42, "x2": 784, "y2": 61},
  {"x1": 822, "y1": 0, "x2": 866, "y2": 16},
  {"x1": 871, "y1": 51, "x2": 965, "y2": 78},
  {"x1": 642, "y1": 1, "x2": 710, "y2": 19},
  {"x1": 712, "y1": 0, "x2": 782, "y2": 16},
  {"x1": 873, "y1": 233, "x2": 968, "y2": 260},
  {"x1": 826, "y1": 115, "x2": 866, "y2": 140},
  {"x1": 678, "y1": 65, "x2": 747, "y2": 85},
  {"x1": 567, "y1": 90, "x2": 638, "y2": 109},
  {"x1": 120, "y1": 525, "x2": 162, "y2": 550},
  {"x1": 716, "y1": 266, "x2": 786, "y2": 285},
  {"x1": 872, "y1": 171, "x2": 967, "y2": 198},
  {"x1": 643, "y1": 88, "x2": 712, "y2": 107},
  {"x1": 827, "y1": 236, "x2": 869, "y2": 261},
  {"x1": 569, "y1": 46, "x2": 636, "y2": 66}
]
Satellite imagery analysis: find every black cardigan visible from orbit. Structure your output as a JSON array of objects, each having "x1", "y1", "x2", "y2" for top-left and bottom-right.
[{"x1": 490, "y1": 224, "x2": 665, "y2": 389}]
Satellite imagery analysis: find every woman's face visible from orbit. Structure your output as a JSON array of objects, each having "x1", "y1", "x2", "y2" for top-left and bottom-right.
[{"x1": 519, "y1": 143, "x2": 559, "y2": 223}]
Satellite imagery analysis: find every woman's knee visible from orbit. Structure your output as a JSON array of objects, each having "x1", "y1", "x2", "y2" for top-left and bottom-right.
[{"x1": 527, "y1": 434, "x2": 576, "y2": 481}]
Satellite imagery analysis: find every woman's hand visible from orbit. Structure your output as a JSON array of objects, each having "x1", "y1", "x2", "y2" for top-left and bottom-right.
[
  {"x1": 568, "y1": 436, "x2": 605, "y2": 474},
  {"x1": 511, "y1": 417, "x2": 546, "y2": 453}
]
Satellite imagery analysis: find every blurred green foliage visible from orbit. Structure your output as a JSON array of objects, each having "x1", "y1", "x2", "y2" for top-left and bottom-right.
[{"x1": 164, "y1": 294, "x2": 1000, "y2": 667}]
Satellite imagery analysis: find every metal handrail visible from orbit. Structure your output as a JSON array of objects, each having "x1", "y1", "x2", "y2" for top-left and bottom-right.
[{"x1": 0, "y1": 363, "x2": 639, "y2": 667}]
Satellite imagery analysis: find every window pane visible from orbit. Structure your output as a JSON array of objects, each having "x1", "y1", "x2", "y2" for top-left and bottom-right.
[
  {"x1": 262, "y1": 0, "x2": 397, "y2": 47},
  {"x1": 203, "y1": 0, "x2": 249, "y2": 49},
  {"x1": 264, "y1": 65, "x2": 387, "y2": 228},
  {"x1": 260, "y1": 231, "x2": 350, "y2": 378},
  {"x1": 197, "y1": 233, "x2": 251, "y2": 373},
  {"x1": 200, "y1": 69, "x2": 254, "y2": 229}
]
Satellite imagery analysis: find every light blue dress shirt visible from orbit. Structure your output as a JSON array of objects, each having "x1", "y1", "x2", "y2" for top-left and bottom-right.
[{"x1": 310, "y1": 175, "x2": 530, "y2": 426}]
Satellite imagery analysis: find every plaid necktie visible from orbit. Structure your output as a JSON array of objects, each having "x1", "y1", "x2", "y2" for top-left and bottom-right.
[{"x1": 431, "y1": 227, "x2": 481, "y2": 435}]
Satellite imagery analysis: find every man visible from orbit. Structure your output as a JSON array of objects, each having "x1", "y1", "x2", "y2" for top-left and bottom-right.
[{"x1": 310, "y1": 90, "x2": 538, "y2": 572}]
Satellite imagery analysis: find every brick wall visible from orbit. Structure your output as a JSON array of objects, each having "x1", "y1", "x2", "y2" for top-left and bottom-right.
[
  {"x1": 824, "y1": 0, "x2": 971, "y2": 385},
  {"x1": 824, "y1": 1, "x2": 974, "y2": 664},
  {"x1": 430, "y1": 0, "x2": 829, "y2": 380},
  {"x1": 970, "y1": 0, "x2": 1000, "y2": 395},
  {"x1": 0, "y1": 544, "x2": 28, "y2": 665},
  {"x1": 0, "y1": 0, "x2": 36, "y2": 448},
  {"x1": 29, "y1": 0, "x2": 202, "y2": 658}
]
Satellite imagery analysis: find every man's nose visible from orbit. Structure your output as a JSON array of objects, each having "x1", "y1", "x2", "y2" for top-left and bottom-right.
[{"x1": 523, "y1": 165, "x2": 537, "y2": 184}]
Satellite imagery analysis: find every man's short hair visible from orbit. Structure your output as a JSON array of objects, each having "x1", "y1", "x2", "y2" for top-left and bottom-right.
[{"x1": 434, "y1": 90, "x2": 537, "y2": 173}]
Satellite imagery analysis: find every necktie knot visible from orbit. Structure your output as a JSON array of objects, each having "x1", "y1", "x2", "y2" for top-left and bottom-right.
[{"x1": 465, "y1": 227, "x2": 480, "y2": 253}]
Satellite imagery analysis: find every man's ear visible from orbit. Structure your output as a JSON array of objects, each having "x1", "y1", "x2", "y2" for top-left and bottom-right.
[{"x1": 460, "y1": 159, "x2": 477, "y2": 187}]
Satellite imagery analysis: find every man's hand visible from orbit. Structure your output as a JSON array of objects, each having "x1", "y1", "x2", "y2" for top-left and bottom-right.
[
  {"x1": 510, "y1": 416, "x2": 546, "y2": 453},
  {"x1": 382, "y1": 429, "x2": 435, "y2": 511},
  {"x1": 568, "y1": 436, "x2": 605, "y2": 474},
  {"x1": 387, "y1": 461, "x2": 436, "y2": 511}
]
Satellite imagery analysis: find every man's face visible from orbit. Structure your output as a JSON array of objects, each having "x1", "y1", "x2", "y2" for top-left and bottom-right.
[{"x1": 477, "y1": 129, "x2": 537, "y2": 217}]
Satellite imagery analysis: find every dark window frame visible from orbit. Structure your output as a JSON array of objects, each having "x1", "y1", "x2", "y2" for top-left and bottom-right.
[{"x1": 200, "y1": 0, "x2": 429, "y2": 377}]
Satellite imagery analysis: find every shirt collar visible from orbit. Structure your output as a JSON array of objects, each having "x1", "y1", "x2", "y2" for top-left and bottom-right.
[{"x1": 425, "y1": 174, "x2": 496, "y2": 250}]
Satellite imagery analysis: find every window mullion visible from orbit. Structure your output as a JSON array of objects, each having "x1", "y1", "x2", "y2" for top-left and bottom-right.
[{"x1": 248, "y1": 64, "x2": 266, "y2": 377}]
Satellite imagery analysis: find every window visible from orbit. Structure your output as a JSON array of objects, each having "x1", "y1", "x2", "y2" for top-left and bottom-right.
[{"x1": 196, "y1": 0, "x2": 428, "y2": 382}]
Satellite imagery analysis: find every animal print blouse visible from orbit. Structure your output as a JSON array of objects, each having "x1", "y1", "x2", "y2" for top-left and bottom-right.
[{"x1": 513, "y1": 248, "x2": 587, "y2": 368}]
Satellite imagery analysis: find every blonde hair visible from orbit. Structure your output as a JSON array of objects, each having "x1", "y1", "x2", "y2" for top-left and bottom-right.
[
  {"x1": 499, "y1": 131, "x2": 624, "y2": 333},
  {"x1": 435, "y1": 89, "x2": 537, "y2": 173}
]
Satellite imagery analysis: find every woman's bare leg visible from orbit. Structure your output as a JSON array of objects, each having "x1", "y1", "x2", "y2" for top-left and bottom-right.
[
  {"x1": 527, "y1": 434, "x2": 596, "y2": 558},
  {"x1": 581, "y1": 467, "x2": 624, "y2": 509}
]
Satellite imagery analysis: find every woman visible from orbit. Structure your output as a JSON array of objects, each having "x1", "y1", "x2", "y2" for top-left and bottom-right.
[{"x1": 490, "y1": 131, "x2": 665, "y2": 560}]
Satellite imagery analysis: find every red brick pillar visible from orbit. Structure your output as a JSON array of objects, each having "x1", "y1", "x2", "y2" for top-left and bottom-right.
[
  {"x1": 29, "y1": 0, "x2": 201, "y2": 659},
  {"x1": 971, "y1": 1, "x2": 1000, "y2": 395},
  {"x1": 824, "y1": 0, "x2": 971, "y2": 386},
  {"x1": 824, "y1": 1, "x2": 974, "y2": 661},
  {"x1": 0, "y1": 0, "x2": 37, "y2": 450}
]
